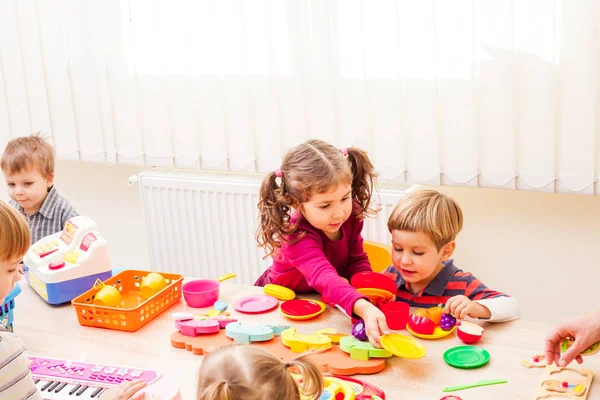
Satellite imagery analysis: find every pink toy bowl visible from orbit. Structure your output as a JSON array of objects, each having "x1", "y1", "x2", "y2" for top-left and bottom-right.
[
  {"x1": 182, "y1": 279, "x2": 219, "y2": 308},
  {"x1": 456, "y1": 321, "x2": 484, "y2": 344}
]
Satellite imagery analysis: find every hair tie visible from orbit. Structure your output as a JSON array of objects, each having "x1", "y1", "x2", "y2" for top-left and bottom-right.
[
  {"x1": 284, "y1": 361, "x2": 291, "y2": 368},
  {"x1": 340, "y1": 148, "x2": 348, "y2": 157},
  {"x1": 275, "y1": 169, "x2": 283, "y2": 177}
]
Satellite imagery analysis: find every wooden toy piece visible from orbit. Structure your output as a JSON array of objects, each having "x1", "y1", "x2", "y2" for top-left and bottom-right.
[
  {"x1": 533, "y1": 365, "x2": 594, "y2": 400},
  {"x1": 317, "y1": 328, "x2": 348, "y2": 344},
  {"x1": 562, "y1": 339, "x2": 600, "y2": 356},
  {"x1": 264, "y1": 323, "x2": 291, "y2": 336},
  {"x1": 281, "y1": 328, "x2": 333, "y2": 353},
  {"x1": 522, "y1": 354, "x2": 546, "y2": 368},
  {"x1": 225, "y1": 322, "x2": 274, "y2": 344},
  {"x1": 170, "y1": 330, "x2": 386, "y2": 375},
  {"x1": 339, "y1": 336, "x2": 393, "y2": 361}
]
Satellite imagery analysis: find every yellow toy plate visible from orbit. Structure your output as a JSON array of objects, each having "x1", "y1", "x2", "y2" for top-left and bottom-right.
[
  {"x1": 406, "y1": 323, "x2": 456, "y2": 339},
  {"x1": 279, "y1": 300, "x2": 326, "y2": 320},
  {"x1": 381, "y1": 333, "x2": 426, "y2": 359},
  {"x1": 356, "y1": 287, "x2": 394, "y2": 303},
  {"x1": 263, "y1": 284, "x2": 296, "y2": 301}
]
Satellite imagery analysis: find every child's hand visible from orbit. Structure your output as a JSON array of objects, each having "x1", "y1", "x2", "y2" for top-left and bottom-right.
[
  {"x1": 100, "y1": 380, "x2": 147, "y2": 400},
  {"x1": 353, "y1": 299, "x2": 391, "y2": 348},
  {"x1": 445, "y1": 295, "x2": 491, "y2": 320},
  {"x1": 545, "y1": 310, "x2": 600, "y2": 367}
]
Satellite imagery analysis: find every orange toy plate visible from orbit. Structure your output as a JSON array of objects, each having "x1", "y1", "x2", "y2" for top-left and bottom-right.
[{"x1": 170, "y1": 330, "x2": 385, "y2": 375}]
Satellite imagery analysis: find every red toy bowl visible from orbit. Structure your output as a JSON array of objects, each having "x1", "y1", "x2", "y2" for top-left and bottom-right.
[
  {"x1": 456, "y1": 321, "x2": 484, "y2": 344},
  {"x1": 351, "y1": 271, "x2": 397, "y2": 294},
  {"x1": 182, "y1": 279, "x2": 219, "y2": 308}
]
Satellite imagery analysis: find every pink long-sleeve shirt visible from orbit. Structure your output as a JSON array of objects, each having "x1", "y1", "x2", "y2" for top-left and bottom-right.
[{"x1": 255, "y1": 210, "x2": 371, "y2": 316}]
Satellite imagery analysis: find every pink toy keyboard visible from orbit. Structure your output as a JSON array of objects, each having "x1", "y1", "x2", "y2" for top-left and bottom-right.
[{"x1": 29, "y1": 355, "x2": 180, "y2": 399}]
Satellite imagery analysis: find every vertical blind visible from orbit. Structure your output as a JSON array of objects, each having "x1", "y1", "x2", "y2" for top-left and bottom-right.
[{"x1": 0, "y1": 0, "x2": 598, "y2": 194}]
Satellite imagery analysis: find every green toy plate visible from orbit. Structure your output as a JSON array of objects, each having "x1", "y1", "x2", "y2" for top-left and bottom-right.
[{"x1": 443, "y1": 346, "x2": 490, "y2": 369}]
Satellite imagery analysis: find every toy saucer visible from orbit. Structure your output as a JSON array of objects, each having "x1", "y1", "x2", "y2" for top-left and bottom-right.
[
  {"x1": 351, "y1": 271, "x2": 397, "y2": 294},
  {"x1": 232, "y1": 295, "x2": 278, "y2": 314},
  {"x1": 380, "y1": 333, "x2": 426, "y2": 359},
  {"x1": 280, "y1": 299, "x2": 326, "y2": 320},
  {"x1": 406, "y1": 323, "x2": 456, "y2": 339},
  {"x1": 443, "y1": 346, "x2": 490, "y2": 369},
  {"x1": 357, "y1": 287, "x2": 394, "y2": 303}
]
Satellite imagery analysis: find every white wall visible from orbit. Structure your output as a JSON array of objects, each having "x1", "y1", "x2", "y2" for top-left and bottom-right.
[{"x1": 3, "y1": 160, "x2": 600, "y2": 324}]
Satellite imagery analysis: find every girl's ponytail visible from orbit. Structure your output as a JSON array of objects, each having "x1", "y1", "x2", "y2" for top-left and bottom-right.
[
  {"x1": 346, "y1": 147, "x2": 380, "y2": 218},
  {"x1": 256, "y1": 171, "x2": 297, "y2": 259},
  {"x1": 197, "y1": 380, "x2": 232, "y2": 400},
  {"x1": 284, "y1": 356, "x2": 324, "y2": 399}
]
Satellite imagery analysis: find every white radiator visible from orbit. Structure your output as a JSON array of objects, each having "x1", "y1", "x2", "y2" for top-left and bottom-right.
[{"x1": 136, "y1": 169, "x2": 415, "y2": 284}]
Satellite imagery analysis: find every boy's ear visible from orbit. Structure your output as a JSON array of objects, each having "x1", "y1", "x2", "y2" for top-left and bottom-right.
[
  {"x1": 439, "y1": 240, "x2": 456, "y2": 261},
  {"x1": 45, "y1": 173, "x2": 54, "y2": 187}
]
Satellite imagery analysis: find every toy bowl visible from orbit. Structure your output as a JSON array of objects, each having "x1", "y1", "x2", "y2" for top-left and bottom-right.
[
  {"x1": 351, "y1": 271, "x2": 397, "y2": 294},
  {"x1": 182, "y1": 279, "x2": 220, "y2": 308},
  {"x1": 456, "y1": 321, "x2": 484, "y2": 344}
]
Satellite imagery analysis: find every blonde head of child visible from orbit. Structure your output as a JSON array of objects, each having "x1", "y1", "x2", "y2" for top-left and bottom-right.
[
  {"x1": 196, "y1": 345, "x2": 324, "y2": 400},
  {"x1": 387, "y1": 189, "x2": 463, "y2": 293},
  {"x1": 1, "y1": 133, "x2": 55, "y2": 215},
  {"x1": 256, "y1": 139, "x2": 378, "y2": 258},
  {"x1": 0, "y1": 200, "x2": 30, "y2": 304}
]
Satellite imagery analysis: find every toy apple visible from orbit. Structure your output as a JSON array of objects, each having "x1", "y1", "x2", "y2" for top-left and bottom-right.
[
  {"x1": 456, "y1": 321, "x2": 484, "y2": 344},
  {"x1": 408, "y1": 311, "x2": 436, "y2": 335}
]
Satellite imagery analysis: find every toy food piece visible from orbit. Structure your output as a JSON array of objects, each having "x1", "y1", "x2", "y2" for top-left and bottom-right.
[
  {"x1": 427, "y1": 304, "x2": 445, "y2": 325},
  {"x1": 456, "y1": 321, "x2": 484, "y2": 344},
  {"x1": 352, "y1": 320, "x2": 368, "y2": 341},
  {"x1": 408, "y1": 312, "x2": 435, "y2": 335},
  {"x1": 542, "y1": 380, "x2": 587, "y2": 396},
  {"x1": 522, "y1": 354, "x2": 546, "y2": 368},
  {"x1": 440, "y1": 313, "x2": 457, "y2": 331},
  {"x1": 562, "y1": 339, "x2": 600, "y2": 356},
  {"x1": 94, "y1": 285, "x2": 122, "y2": 307},
  {"x1": 340, "y1": 336, "x2": 393, "y2": 361},
  {"x1": 263, "y1": 284, "x2": 295, "y2": 301}
]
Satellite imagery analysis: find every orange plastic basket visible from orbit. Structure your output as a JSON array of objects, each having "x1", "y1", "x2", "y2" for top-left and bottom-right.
[{"x1": 71, "y1": 269, "x2": 183, "y2": 332}]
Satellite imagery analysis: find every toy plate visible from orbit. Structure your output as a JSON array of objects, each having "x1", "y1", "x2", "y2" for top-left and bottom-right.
[
  {"x1": 380, "y1": 333, "x2": 426, "y2": 359},
  {"x1": 280, "y1": 299, "x2": 326, "y2": 320},
  {"x1": 356, "y1": 287, "x2": 394, "y2": 303},
  {"x1": 406, "y1": 323, "x2": 456, "y2": 339},
  {"x1": 232, "y1": 295, "x2": 278, "y2": 314},
  {"x1": 443, "y1": 346, "x2": 490, "y2": 369}
]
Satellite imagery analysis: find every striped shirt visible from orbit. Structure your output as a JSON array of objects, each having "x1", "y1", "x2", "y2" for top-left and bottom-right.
[
  {"x1": 10, "y1": 186, "x2": 78, "y2": 244},
  {"x1": 0, "y1": 326, "x2": 42, "y2": 400},
  {"x1": 383, "y1": 259, "x2": 508, "y2": 309}
]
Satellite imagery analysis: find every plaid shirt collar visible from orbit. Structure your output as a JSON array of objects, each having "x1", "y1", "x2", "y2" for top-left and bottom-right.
[
  {"x1": 14, "y1": 186, "x2": 57, "y2": 219},
  {"x1": 398, "y1": 259, "x2": 458, "y2": 296}
]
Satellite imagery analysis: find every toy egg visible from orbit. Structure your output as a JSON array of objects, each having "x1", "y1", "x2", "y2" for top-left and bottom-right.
[
  {"x1": 94, "y1": 285, "x2": 122, "y2": 307},
  {"x1": 141, "y1": 272, "x2": 167, "y2": 299}
]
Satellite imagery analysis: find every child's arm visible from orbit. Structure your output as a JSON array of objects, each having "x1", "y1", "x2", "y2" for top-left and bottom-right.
[
  {"x1": 445, "y1": 272, "x2": 520, "y2": 322},
  {"x1": 0, "y1": 332, "x2": 42, "y2": 400}
]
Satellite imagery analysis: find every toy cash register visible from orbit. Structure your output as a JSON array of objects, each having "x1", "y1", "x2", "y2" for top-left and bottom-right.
[{"x1": 24, "y1": 216, "x2": 111, "y2": 305}]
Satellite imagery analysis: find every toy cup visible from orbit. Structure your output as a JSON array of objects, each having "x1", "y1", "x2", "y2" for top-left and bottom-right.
[
  {"x1": 182, "y1": 273, "x2": 236, "y2": 308},
  {"x1": 379, "y1": 301, "x2": 409, "y2": 330},
  {"x1": 94, "y1": 285, "x2": 122, "y2": 307},
  {"x1": 141, "y1": 272, "x2": 167, "y2": 299}
]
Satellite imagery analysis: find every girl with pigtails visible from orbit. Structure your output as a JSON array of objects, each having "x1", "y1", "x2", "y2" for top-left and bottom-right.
[{"x1": 255, "y1": 139, "x2": 390, "y2": 347}]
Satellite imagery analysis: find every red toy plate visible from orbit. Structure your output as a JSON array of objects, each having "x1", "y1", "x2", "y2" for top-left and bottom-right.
[
  {"x1": 351, "y1": 272, "x2": 397, "y2": 294},
  {"x1": 280, "y1": 299, "x2": 322, "y2": 316}
]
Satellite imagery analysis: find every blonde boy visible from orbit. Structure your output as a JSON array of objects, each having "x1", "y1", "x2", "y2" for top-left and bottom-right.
[
  {"x1": 383, "y1": 189, "x2": 519, "y2": 322},
  {"x1": 0, "y1": 201, "x2": 146, "y2": 399},
  {"x1": 1, "y1": 134, "x2": 77, "y2": 244}
]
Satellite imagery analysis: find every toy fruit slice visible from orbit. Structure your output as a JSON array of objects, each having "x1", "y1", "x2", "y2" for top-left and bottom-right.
[{"x1": 408, "y1": 313, "x2": 436, "y2": 335}]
